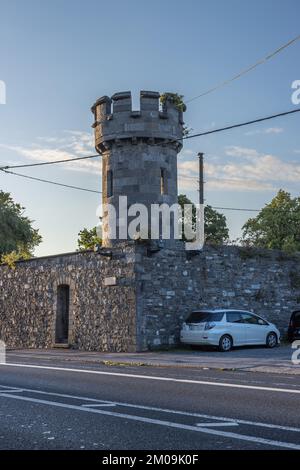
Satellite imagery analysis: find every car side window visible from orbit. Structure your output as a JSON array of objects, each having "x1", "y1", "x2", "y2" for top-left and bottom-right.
[
  {"x1": 241, "y1": 313, "x2": 260, "y2": 324},
  {"x1": 226, "y1": 312, "x2": 243, "y2": 323}
]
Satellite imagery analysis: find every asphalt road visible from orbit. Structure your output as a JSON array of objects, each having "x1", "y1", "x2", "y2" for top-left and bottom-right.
[{"x1": 0, "y1": 352, "x2": 300, "y2": 450}]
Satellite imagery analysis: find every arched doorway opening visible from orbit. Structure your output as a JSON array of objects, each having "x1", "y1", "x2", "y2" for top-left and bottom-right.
[{"x1": 55, "y1": 284, "x2": 70, "y2": 344}]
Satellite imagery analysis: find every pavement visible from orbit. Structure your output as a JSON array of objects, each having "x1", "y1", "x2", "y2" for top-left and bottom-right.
[
  {"x1": 0, "y1": 351, "x2": 300, "y2": 450},
  {"x1": 5, "y1": 343, "x2": 300, "y2": 375}
]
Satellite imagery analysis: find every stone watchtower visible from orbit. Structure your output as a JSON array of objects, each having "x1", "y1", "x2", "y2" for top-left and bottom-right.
[{"x1": 91, "y1": 91, "x2": 184, "y2": 247}]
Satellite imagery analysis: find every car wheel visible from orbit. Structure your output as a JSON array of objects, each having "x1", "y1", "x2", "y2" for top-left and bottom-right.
[
  {"x1": 219, "y1": 335, "x2": 233, "y2": 352},
  {"x1": 266, "y1": 332, "x2": 278, "y2": 348}
]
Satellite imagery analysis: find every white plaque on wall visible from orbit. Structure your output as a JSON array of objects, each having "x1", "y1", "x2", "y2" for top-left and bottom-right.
[{"x1": 104, "y1": 276, "x2": 117, "y2": 286}]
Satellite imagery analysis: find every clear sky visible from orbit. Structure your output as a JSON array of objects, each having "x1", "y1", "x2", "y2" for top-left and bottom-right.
[{"x1": 0, "y1": 0, "x2": 299, "y2": 256}]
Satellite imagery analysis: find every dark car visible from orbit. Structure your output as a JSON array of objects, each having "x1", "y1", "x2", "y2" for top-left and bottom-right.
[{"x1": 288, "y1": 310, "x2": 300, "y2": 342}]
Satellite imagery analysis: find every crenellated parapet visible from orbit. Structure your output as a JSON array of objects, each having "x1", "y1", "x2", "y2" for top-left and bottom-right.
[
  {"x1": 91, "y1": 90, "x2": 184, "y2": 153},
  {"x1": 91, "y1": 90, "x2": 186, "y2": 247}
]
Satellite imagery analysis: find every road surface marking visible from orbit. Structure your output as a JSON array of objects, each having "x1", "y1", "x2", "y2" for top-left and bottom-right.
[
  {"x1": 2, "y1": 362, "x2": 300, "y2": 395},
  {"x1": 81, "y1": 403, "x2": 116, "y2": 408},
  {"x1": 0, "y1": 391, "x2": 299, "y2": 450},
  {"x1": 7, "y1": 355, "x2": 300, "y2": 387},
  {"x1": 0, "y1": 384, "x2": 299, "y2": 433},
  {"x1": 196, "y1": 422, "x2": 239, "y2": 427}
]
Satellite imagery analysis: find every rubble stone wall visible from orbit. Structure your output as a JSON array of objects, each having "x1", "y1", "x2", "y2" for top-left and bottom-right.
[
  {"x1": 0, "y1": 244, "x2": 299, "y2": 352},
  {"x1": 0, "y1": 247, "x2": 137, "y2": 352},
  {"x1": 136, "y1": 245, "x2": 300, "y2": 350}
]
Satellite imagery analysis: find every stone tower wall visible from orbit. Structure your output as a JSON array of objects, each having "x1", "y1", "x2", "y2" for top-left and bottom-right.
[{"x1": 91, "y1": 91, "x2": 184, "y2": 246}]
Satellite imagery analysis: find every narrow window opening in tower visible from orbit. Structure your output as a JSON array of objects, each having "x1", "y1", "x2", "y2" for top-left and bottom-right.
[
  {"x1": 107, "y1": 170, "x2": 113, "y2": 198},
  {"x1": 160, "y1": 168, "x2": 166, "y2": 195}
]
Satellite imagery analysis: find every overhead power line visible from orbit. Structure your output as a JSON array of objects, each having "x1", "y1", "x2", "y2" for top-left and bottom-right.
[
  {"x1": 0, "y1": 154, "x2": 100, "y2": 170},
  {"x1": 186, "y1": 33, "x2": 300, "y2": 103},
  {"x1": 1, "y1": 106, "x2": 300, "y2": 208},
  {"x1": 211, "y1": 206, "x2": 259, "y2": 212},
  {"x1": 2, "y1": 107, "x2": 300, "y2": 171},
  {"x1": 0, "y1": 168, "x2": 102, "y2": 194},
  {"x1": 0, "y1": 169, "x2": 276, "y2": 213},
  {"x1": 0, "y1": 168, "x2": 262, "y2": 212},
  {"x1": 183, "y1": 107, "x2": 300, "y2": 141},
  {"x1": 0, "y1": 165, "x2": 257, "y2": 206}
]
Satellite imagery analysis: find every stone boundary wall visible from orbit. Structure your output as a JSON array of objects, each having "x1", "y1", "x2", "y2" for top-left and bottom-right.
[
  {"x1": 0, "y1": 244, "x2": 299, "y2": 352},
  {"x1": 136, "y1": 245, "x2": 300, "y2": 350},
  {"x1": 0, "y1": 247, "x2": 137, "y2": 352}
]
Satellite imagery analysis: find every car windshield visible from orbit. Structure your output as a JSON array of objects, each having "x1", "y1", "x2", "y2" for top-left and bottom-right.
[{"x1": 186, "y1": 311, "x2": 224, "y2": 324}]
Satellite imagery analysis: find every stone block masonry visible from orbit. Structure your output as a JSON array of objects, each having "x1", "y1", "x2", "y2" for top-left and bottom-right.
[
  {"x1": 2, "y1": 89, "x2": 298, "y2": 352},
  {"x1": 0, "y1": 243, "x2": 299, "y2": 352},
  {"x1": 0, "y1": 245, "x2": 138, "y2": 352},
  {"x1": 136, "y1": 245, "x2": 300, "y2": 350},
  {"x1": 91, "y1": 91, "x2": 184, "y2": 248}
]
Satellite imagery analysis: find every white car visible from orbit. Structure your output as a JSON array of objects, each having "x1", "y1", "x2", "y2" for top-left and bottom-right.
[{"x1": 180, "y1": 309, "x2": 280, "y2": 352}]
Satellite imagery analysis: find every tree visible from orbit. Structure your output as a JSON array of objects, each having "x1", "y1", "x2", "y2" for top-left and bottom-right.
[
  {"x1": 242, "y1": 190, "x2": 300, "y2": 253},
  {"x1": 0, "y1": 190, "x2": 42, "y2": 264},
  {"x1": 77, "y1": 227, "x2": 102, "y2": 251},
  {"x1": 204, "y1": 204, "x2": 230, "y2": 245},
  {"x1": 178, "y1": 194, "x2": 229, "y2": 245}
]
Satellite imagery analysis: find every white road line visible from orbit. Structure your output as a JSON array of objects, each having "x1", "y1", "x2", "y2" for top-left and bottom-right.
[
  {"x1": 1, "y1": 371, "x2": 299, "y2": 389},
  {"x1": 2, "y1": 362, "x2": 300, "y2": 395},
  {"x1": 0, "y1": 384, "x2": 300, "y2": 434},
  {"x1": 0, "y1": 392, "x2": 299, "y2": 450},
  {"x1": 81, "y1": 403, "x2": 116, "y2": 408},
  {"x1": 196, "y1": 422, "x2": 239, "y2": 427}
]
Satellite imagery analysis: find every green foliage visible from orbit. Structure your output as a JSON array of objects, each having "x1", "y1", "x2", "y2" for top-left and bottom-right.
[
  {"x1": 1, "y1": 250, "x2": 31, "y2": 269},
  {"x1": 238, "y1": 246, "x2": 274, "y2": 260},
  {"x1": 160, "y1": 93, "x2": 190, "y2": 136},
  {"x1": 178, "y1": 194, "x2": 229, "y2": 245},
  {"x1": 237, "y1": 246, "x2": 254, "y2": 260},
  {"x1": 160, "y1": 93, "x2": 187, "y2": 112},
  {"x1": 242, "y1": 190, "x2": 300, "y2": 253},
  {"x1": 0, "y1": 190, "x2": 42, "y2": 265},
  {"x1": 77, "y1": 227, "x2": 102, "y2": 251},
  {"x1": 204, "y1": 204, "x2": 229, "y2": 245}
]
